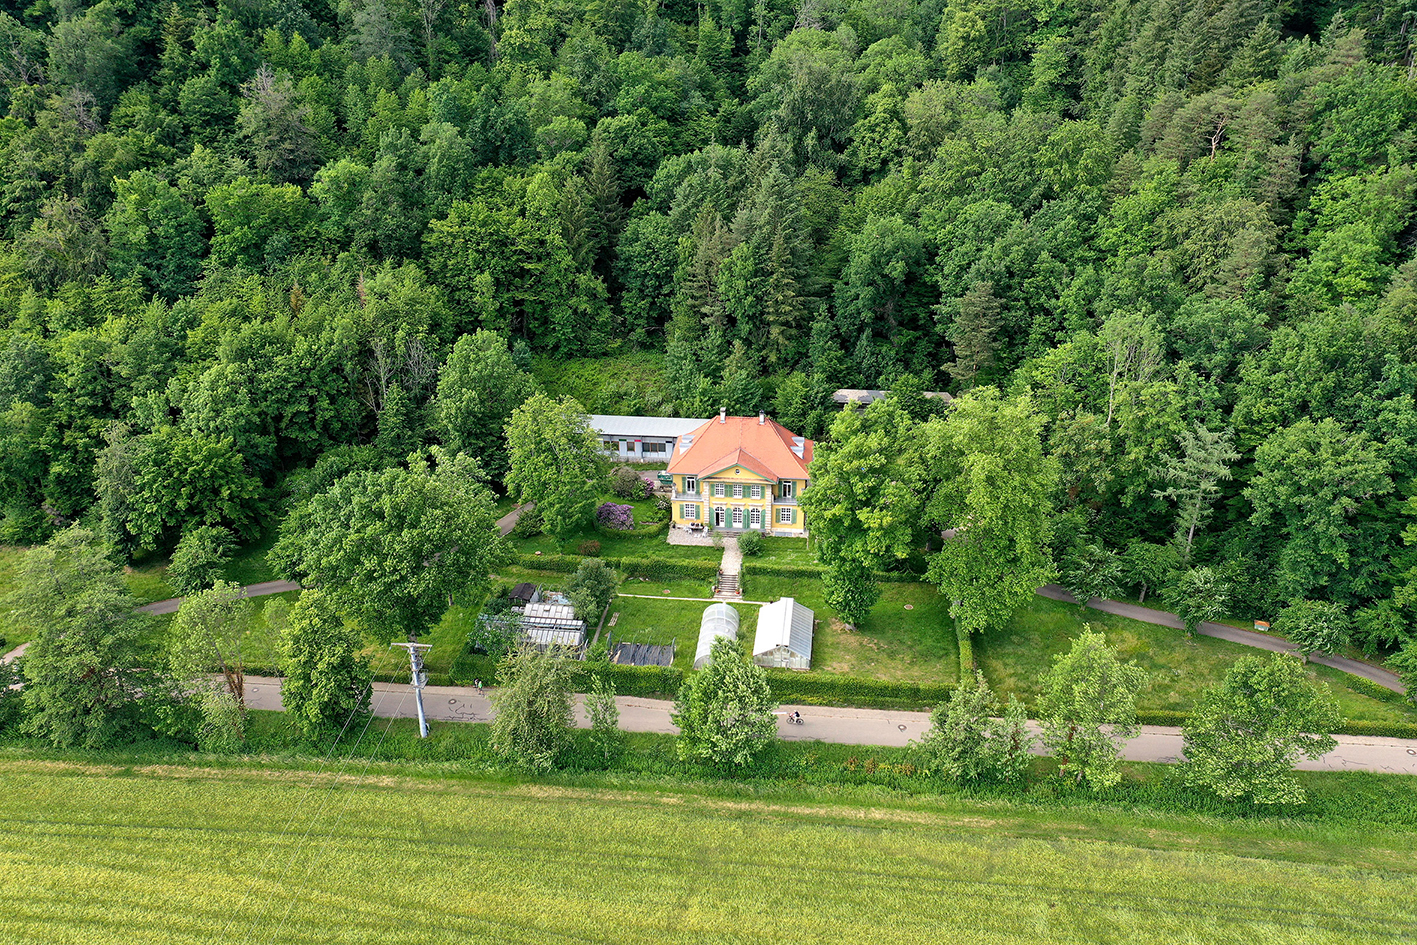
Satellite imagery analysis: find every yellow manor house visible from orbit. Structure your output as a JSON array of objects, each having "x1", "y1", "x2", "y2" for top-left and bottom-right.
[{"x1": 666, "y1": 409, "x2": 813, "y2": 536}]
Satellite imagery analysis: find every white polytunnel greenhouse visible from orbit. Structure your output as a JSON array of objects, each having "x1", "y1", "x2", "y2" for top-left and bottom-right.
[{"x1": 694, "y1": 602, "x2": 740, "y2": 669}]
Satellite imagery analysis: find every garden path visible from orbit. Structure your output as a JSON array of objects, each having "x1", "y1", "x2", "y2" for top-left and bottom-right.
[
  {"x1": 496, "y1": 501, "x2": 534, "y2": 536},
  {"x1": 1036, "y1": 585, "x2": 1403, "y2": 692},
  {"x1": 238, "y1": 675, "x2": 1417, "y2": 775}
]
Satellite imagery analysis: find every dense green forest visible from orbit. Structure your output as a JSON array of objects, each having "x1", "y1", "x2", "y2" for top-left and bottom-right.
[{"x1": 0, "y1": 0, "x2": 1415, "y2": 654}]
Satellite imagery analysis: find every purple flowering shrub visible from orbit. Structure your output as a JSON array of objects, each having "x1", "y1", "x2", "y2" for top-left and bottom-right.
[{"x1": 597, "y1": 502, "x2": 634, "y2": 530}]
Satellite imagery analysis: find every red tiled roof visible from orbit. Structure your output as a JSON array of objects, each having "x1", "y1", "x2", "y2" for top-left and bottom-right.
[{"x1": 665, "y1": 415, "x2": 813, "y2": 479}]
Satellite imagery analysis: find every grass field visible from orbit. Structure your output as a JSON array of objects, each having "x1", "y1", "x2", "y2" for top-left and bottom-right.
[
  {"x1": 980, "y1": 596, "x2": 1415, "y2": 723},
  {"x1": 1, "y1": 758, "x2": 1414, "y2": 944}
]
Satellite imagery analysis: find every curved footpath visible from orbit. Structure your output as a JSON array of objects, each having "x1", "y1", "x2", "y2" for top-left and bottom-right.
[
  {"x1": 241, "y1": 675, "x2": 1417, "y2": 776},
  {"x1": 1037, "y1": 585, "x2": 1404, "y2": 691}
]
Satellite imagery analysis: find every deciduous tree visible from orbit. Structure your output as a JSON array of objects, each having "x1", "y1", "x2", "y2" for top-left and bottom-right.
[
  {"x1": 1038, "y1": 630, "x2": 1148, "y2": 790},
  {"x1": 505, "y1": 393, "x2": 605, "y2": 539},
  {"x1": 1182, "y1": 654, "x2": 1340, "y2": 805},
  {"x1": 917, "y1": 672, "x2": 1032, "y2": 783},
  {"x1": 10, "y1": 527, "x2": 145, "y2": 749},
  {"x1": 673, "y1": 636, "x2": 778, "y2": 769},
  {"x1": 490, "y1": 645, "x2": 575, "y2": 770},
  {"x1": 272, "y1": 449, "x2": 507, "y2": 642},
  {"x1": 279, "y1": 590, "x2": 373, "y2": 740},
  {"x1": 923, "y1": 389, "x2": 1056, "y2": 639}
]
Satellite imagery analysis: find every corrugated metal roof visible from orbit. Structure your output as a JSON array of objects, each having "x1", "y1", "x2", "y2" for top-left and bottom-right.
[
  {"x1": 695, "y1": 602, "x2": 740, "y2": 669},
  {"x1": 589, "y1": 415, "x2": 711, "y2": 438},
  {"x1": 753, "y1": 598, "x2": 814, "y2": 659}
]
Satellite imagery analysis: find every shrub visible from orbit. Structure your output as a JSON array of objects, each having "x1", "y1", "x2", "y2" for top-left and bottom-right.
[
  {"x1": 610, "y1": 465, "x2": 645, "y2": 499},
  {"x1": 596, "y1": 502, "x2": 634, "y2": 530},
  {"x1": 916, "y1": 673, "x2": 1032, "y2": 783},
  {"x1": 168, "y1": 525, "x2": 235, "y2": 596},
  {"x1": 577, "y1": 540, "x2": 602, "y2": 556},
  {"x1": 567, "y1": 558, "x2": 617, "y2": 624},
  {"x1": 1275, "y1": 599, "x2": 1351, "y2": 656},
  {"x1": 737, "y1": 530, "x2": 764, "y2": 557},
  {"x1": 511, "y1": 505, "x2": 544, "y2": 537}
]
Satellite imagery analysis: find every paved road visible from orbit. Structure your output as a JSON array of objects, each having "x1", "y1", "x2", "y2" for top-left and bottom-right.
[
  {"x1": 134, "y1": 580, "x2": 301, "y2": 615},
  {"x1": 1037, "y1": 584, "x2": 1404, "y2": 692},
  {"x1": 495, "y1": 502, "x2": 533, "y2": 537},
  {"x1": 240, "y1": 676, "x2": 1417, "y2": 776}
]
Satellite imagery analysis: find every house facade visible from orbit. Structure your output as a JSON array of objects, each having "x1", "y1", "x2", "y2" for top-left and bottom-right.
[{"x1": 666, "y1": 410, "x2": 813, "y2": 536}]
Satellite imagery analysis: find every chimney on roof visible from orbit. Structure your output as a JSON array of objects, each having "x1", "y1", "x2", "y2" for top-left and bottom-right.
[
  {"x1": 758, "y1": 410, "x2": 765, "y2": 425},
  {"x1": 719, "y1": 407, "x2": 726, "y2": 423}
]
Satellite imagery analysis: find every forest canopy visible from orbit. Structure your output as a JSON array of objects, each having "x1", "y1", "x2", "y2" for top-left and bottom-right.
[{"x1": 1, "y1": 0, "x2": 1416, "y2": 654}]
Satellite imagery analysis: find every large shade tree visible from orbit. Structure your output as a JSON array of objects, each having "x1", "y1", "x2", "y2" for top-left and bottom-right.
[
  {"x1": 504, "y1": 392, "x2": 606, "y2": 538},
  {"x1": 922, "y1": 388, "x2": 1057, "y2": 638},
  {"x1": 272, "y1": 449, "x2": 508, "y2": 642},
  {"x1": 800, "y1": 396, "x2": 924, "y2": 626}
]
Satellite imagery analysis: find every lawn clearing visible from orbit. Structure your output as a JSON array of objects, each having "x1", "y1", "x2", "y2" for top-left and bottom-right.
[
  {"x1": 979, "y1": 596, "x2": 1417, "y2": 722},
  {"x1": 748, "y1": 576, "x2": 958, "y2": 684},
  {"x1": 1, "y1": 759, "x2": 1413, "y2": 944}
]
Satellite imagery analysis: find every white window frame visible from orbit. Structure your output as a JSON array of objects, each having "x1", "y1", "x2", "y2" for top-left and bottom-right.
[
  {"x1": 750, "y1": 484, "x2": 763, "y2": 499},
  {"x1": 713, "y1": 483, "x2": 726, "y2": 497},
  {"x1": 749, "y1": 507, "x2": 761, "y2": 528},
  {"x1": 685, "y1": 476, "x2": 697, "y2": 494},
  {"x1": 715, "y1": 507, "x2": 726, "y2": 526},
  {"x1": 778, "y1": 507, "x2": 794, "y2": 524},
  {"x1": 780, "y1": 481, "x2": 795, "y2": 498},
  {"x1": 683, "y1": 503, "x2": 699, "y2": 521},
  {"x1": 733, "y1": 483, "x2": 744, "y2": 498},
  {"x1": 732, "y1": 507, "x2": 744, "y2": 527}
]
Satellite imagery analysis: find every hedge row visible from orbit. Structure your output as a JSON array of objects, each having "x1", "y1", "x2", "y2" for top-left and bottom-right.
[
  {"x1": 762, "y1": 670, "x2": 955, "y2": 710},
  {"x1": 740, "y1": 561, "x2": 920, "y2": 583},
  {"x1": 1342, "y1": 674, "x2": 1411, "y2": 705},
  {"x1": 512, "y1": 552, "x2": 720, "y2": 582}
]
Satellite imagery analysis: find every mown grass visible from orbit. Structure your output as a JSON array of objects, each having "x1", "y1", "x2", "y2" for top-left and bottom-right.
[
  {"x1": 980, "y1": 596, "x2": 1416, "y2": 722},
  {"x1": 749, "y1": 575, "x2": 959, "y2": 685},
  {"x1": 1, "y1": 753, "x2": 1414, "y2": 944},
  {"x1": 607, "y1": 594, "x2": 760, "y2": 671}
]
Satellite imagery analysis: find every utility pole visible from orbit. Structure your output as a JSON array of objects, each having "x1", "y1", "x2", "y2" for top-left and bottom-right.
[{"x1": 390, "y1": 641, "x2": 433, "y2": 738}]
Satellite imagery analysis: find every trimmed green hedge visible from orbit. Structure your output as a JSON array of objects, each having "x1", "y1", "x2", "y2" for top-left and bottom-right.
[
  {"x1": 1342, "y1": 674, "x2": 1410, "y2": 705},
  {"x1": 1337, "y1": 719, "x2": 1417, "y2": 738},
  {"x1": 957, "y1": 625, "x2": 974, "y2": 674},
  {"x1": 763, "y1": 670, "x2": 955, "y2": 710},
  {"x1": 740, "y1": 561, "x2": 918, "y2": 583},
  {"x1": 513, "y1": 553, "x2": 719, "y2": 582},
  {"x1": 450, "y1": 650, "x2": 685, "y2": 698}
]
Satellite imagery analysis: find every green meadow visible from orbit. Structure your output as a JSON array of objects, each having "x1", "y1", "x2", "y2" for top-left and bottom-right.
[{"x1": 1, "y1": 758, "x2": 1414, "y2": 944}]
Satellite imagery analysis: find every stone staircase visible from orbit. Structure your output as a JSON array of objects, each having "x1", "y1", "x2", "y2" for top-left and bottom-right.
[{"x1": 713, "y1": 570, "x2": 741, "y2": 599}]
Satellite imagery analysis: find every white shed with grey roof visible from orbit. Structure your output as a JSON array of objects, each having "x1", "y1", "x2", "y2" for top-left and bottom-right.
[
  {"x1": 694, "y1": 602, "x2": 740, "y2": 669},
  {"x1": 589, "y1": 415, "x2": 711, "y2": 461},
  {"x1": 752, "y1": 598, "x2": 814, "y2": 670}
]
